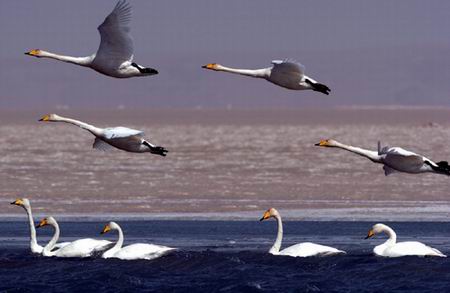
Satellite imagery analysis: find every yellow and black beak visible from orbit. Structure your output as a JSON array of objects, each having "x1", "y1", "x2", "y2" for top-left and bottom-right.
[
  {"x1": 38, "y1": 114, "x2": 50, "y2": 122},
  {"x1": 259, "y1": 210, "x2": 271, "y2": 222},
  {"x1": 314, "y1": 140, "x2": 329, "y2": 147},
  {"x1": 201, "y1": 63, "x2": 217, "y2": 69},
  {"x1": 24, "y1": 49, "x2": 40, "y2": 57},
  {"x1": 36, "y1": 218, "x2": 48, "y2": 229},
  {"x1": 365, "y1": 229, "x2": 375, "y2": 239},
  {"x1": 101, "y1": 224, "x2": 111, "y2": 235},
  {"x1": 10, "y1": 199, "x2": 23, "y2": 206}
]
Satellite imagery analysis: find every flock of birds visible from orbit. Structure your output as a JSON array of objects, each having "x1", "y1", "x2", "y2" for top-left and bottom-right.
[
  {"x1": 11, "y1": 199, "x2": 446, "y2": 259},
  {"x1": 10, "y1": 0, "x2": 448, "y2": 260}
]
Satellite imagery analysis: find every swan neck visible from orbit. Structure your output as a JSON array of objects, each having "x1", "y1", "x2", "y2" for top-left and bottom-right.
[
  {"x1": 39, "y1": 51, "x2": 92, "y2": 66},
  {"x1": 55, "y1": 116, "x2": 103, "y2": 136},
  {"x1": 43, "y1": 221, "x2": 60, "y2": 255},
  {"x1": 25, "y1": 205, "x2": 39, "y2": 250},
  {"x1": 217, "y1": 65, "x2": 268, "y2": 78},
  {"x1": 383, "y1": 226, "x2": 397, "y2": 246},
  {"x1": 334, "y1": 142, "x2": 381, "y2": 163},
  {"x1": 270, "y1": 214, "x2": 283, "y2": 254},
  {"x1": 104, "y1": 225, "x2": 124, "y2": 257}
]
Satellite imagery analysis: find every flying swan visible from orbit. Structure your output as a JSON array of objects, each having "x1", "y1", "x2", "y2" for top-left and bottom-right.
[
  {"x1": 365, "y1": 223, "x2": 446, "y2": 257},
  {"x1": 36, "y1": 217, "x2": 112, "y2": 258},
  {"x1": 39, "y1": 113, "x2": 168, "y2": 156},
  {"x1": 259, "y1": 208, "x2": 345, "y2": 257},
  {"x1": 202, "y1": 60, "x2": 330, "y2": 94},
  {"x1": 25, "y1": 1, "x2": 158, "y2": 78},
  {"x1": 10, "y1": 198, "x2": 69, "y2": 253},
  {"x1": 100, "y1": 221, "x2": 174, "y2": 260},
  {"x1": 315, "y1": 139, "x2": 450, "y2": 176}
]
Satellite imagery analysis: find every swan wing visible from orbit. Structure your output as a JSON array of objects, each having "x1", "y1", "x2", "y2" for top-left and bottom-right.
[
  {"x1": 103, "y1": 127, "x2": 144, "y2": 139},
  {"x1": 93, "y1": 137, "x2": 116, "y2": 151},
  {"x1": 386, "y1": 241, "x2": 446, "y2": 257},
  {"x1": 383, "y1": 152, "x2": 425, "y2": 172},
  {"x1": 279, "y1": 242, "x2": 345, "y2": 257},
  {"x1": 55, "y1": 239, "x2": 112, "y2": 258},
  {"x1": 271, "y1": 60, "x2": 305, "y2": 76},
  {"x1": 114, "y1": 243, "x2": 174, "y2": 260},
  {"x1": 95, "y1": 0, "x2": 134, "y2": 67}
]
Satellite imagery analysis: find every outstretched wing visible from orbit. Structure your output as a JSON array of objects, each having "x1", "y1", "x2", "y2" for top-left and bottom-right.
[
  {"x1": 103, "y1": 127, "x2": 144, "y2": 139},
  {"x1": 95, "y1": 0, "x2": 134, "y2": 67},
  {"x1": 93, "y1": 137, "x2": 115, "y2": 151},
  {"x1": 271, "y1": 60, "x2": 306, "y2": 77}
]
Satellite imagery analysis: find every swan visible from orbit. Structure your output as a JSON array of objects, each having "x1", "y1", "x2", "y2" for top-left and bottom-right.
[
  {"x1": 24, "y1": 1, "x2": 157, "y2": 78},
  {"x1": 39, "y1": 113, "x2": 168, "y2": 156},
  {"x1": 100, "y1": 221, "x2": 174, "y2": 260},
  {"x1": 365, "y1": 223, "x2": 446, "y2": 257},
  {"x1": 259, "y1": 208, "x2": 345, "y2": 257},
  {"x1": 315, "y1": 139, "x2": 450, "y2": 176},
  {"x1": 36, "y1": 217, "x2": 112, "y2": 258},
  {"x1": 202, "y1": 60, "x2": 330, "y2": 94},
  {"x1": 10, "y1": 198, "x2": 69, "y2": 254}
]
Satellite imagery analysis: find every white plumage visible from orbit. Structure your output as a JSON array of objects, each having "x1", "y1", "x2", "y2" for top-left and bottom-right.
[
  {"x1": 366, "y1": 223, "x2": 446, "y2": 257},
  {"x1": 39, "y1": 113, "x2": 168, "y2": 156},
  {"x1": 202, "y1": 60, "x2": 330, "y2": 94},
  {"x1": 260, "y1": 208, "x2": 345, "y2": 257},
  {"x1": 101, "y1": 222, "x2": 174, "y2": 260},
  {"x1": 25, "y1": 1, "x2": 158, "y2": 78}
]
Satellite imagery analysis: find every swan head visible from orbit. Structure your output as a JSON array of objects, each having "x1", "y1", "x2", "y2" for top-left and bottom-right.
[
  {"x1": 202, "y1": 63, "x2": 221, "y2": 71},
  {"x1": 38, "y1": 113, "x2": 61, "y2": 122},
  {"x1": 25, "y1": 49, "x2": 44, "y2": 58},
  {"x1": 315, "y1": 139, "x2": 338, "y2": 147},
  {"x1": 259, "y1": 208, "x2": 280, "y2": 221},
  {"x1": 101, "y1": 221, "x2": 119, "y2": 234},
  {"x1": 10, "y1": 198, "x2": 30, "y2": 209},
  {"x1": 36, "y1": 216, "x2": 57, "y2": 228},
  {"x1": 365, "y1": 223, "x2": 387, "y2": 239}
]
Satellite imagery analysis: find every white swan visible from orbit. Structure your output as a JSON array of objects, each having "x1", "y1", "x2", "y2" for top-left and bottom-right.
[
  {"x1": 100, "y1": 222, "x2": 174, "y2": 260},
  {"x1": 24, "y1": 1, "x2": 157, "y2": 78},
  {"x1": 36, "y1": 217, "x2": 112, "y2": 258},
  {"x1": 10, "y1": 198, "x2": 69, "y2": 254},
  {"x1": 202, "y1": 60, "x2": 330, "y2": 94},
  {"x1": 365, "y1": 223, "x2": 446, "y2": 257},
  {"x1": 315, "y1": 139, "x2": 450, "y2": 176},
  {"x1": 259, "y1": 208, "x2": 345, "y2": 257},
  {"x1": 39, "y1": 113, "x2": 168, "y2": 156}
]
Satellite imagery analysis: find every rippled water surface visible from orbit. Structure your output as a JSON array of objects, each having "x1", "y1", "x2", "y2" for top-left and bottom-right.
[{"x1": 1, "y1": 221, "x2": 449, "y2": 292}]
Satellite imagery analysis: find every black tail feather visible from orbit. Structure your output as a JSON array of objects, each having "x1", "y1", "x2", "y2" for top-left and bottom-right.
[
  {"x1": 143, "y1": 141, "x2": 168, "y2": 157},
  {"x1": 150, "y1": 146, "x2": 168, "y2": 157},
  {"x1": 305, "y1": 79, "x2": 331, "y2": 95},
  {"x1": 425, "y1": 160, "x2": 450, "y2": 175}
]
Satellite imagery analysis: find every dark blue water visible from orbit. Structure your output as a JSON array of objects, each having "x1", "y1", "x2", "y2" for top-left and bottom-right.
[{"x1": 1, "y1": 221, "x2": 449, "y2": 292}]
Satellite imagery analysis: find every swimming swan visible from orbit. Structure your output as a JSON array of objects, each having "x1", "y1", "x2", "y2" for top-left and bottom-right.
[
  {"x1": 10, "y1": 198, "x2": 69, "y2": 254},
  {"x1": 365, "y1": 223, "x2": 446, "y2": 257},
  {"x1": 259, "y1": 208, "x2": 345, "y2": 257},
  {"x1": 36, "y1": 217, "x2": 112, "y2": 258},
  {"x1": 202, "y1": 60, "x2": 330, "y2": 94},
  {"x1": 315, "y1": 139, "x2": 450, "y2": 176},
  {"x1": 25, "y1": 1, "x2": 158, "y2": 78},
  {"x1": 39, "y1": 113, "x2": 168, "y2": 156},
  {"x1": 100, "y1": 221, "x2": 174, "y2": 260}
]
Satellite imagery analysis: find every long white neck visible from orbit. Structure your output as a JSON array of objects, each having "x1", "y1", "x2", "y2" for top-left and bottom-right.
[
  {"x1": 333, "y1": 141, "x2": 381, "y2": 163},
  {"x1": 24, "y1": 205, "x2": 42, "y2": 253},
  {"x1": 269, "y1": 214, "x2": 283, "y2": 254},
  {"x1": 381, "y1": 225, "x2": 397, "y2": 247},
  {"x1": 54, "y1": 116, "x2": 103, "y2": 137},
  {"x1": 38, "y1": 50, "x2": 93, "y2": 67},
  {"x1": 103, "y1": 226, "x2": 124, "y2": 258},
  {"x1": 42, "y1": 222, "x2": 60, "y2": 256},
  {"x1": 215, "y1": 65, "x2": 269, "y2": 78}
]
